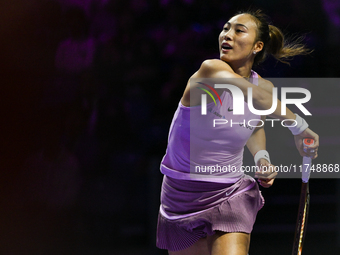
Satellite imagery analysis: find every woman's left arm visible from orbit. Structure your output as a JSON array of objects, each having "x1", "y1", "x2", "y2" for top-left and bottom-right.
[
  {"x1": 246, "y1": 120, "x2": 266, "y2": 158},
  {"x1": 246, "y1": 76, "x2": 278, "y2": 188},
  {"x1": 246, "y1": 121, "x2": 277, "y2": 188}
]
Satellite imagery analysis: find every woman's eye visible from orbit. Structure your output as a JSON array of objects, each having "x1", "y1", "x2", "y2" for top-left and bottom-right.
[
  {"x1": 223, "y1": 27, "x2": 229, "y2": 31},
  {"x1": 236, "y1": 29, "x2": 244, "y2": 33}
]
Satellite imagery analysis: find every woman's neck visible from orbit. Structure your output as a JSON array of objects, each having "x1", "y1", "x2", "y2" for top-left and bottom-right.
[{"x1": 229, "y1": 61, "x2": 253, "y2": 79}]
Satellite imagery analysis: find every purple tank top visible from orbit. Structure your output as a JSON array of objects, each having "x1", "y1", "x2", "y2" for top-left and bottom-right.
[{"x1": 160, "y1": 70, "x2": 260, "y2": 183}]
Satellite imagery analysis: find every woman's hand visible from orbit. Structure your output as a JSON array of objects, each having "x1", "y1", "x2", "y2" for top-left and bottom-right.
[
  {"x1": 254, "y1": 158, "x2": 277, "y2": 188},
  {"x1": 294, "y1": 128, "x2": 319, "y2": 159}
]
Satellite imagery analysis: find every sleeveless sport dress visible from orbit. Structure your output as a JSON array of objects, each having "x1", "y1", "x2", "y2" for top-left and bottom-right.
[{"x1": 156, "y1": 70, "x2": 265, "y2": 251}]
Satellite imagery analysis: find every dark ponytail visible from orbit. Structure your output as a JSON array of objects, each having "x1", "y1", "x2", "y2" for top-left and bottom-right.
[{"x1": 237, "y1": 9, "x2": 312, "y2": 65}]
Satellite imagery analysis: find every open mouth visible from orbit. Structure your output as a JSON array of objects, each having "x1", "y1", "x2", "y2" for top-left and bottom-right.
[{"x1": 221, "y1": 42, "x2": 233, "y2": 51}]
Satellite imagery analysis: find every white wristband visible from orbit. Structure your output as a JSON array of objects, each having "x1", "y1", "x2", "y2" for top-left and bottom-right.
[
  {"x1": 287, "y1": 114, "x2": 308, "y2": 135},
  {"x1": 254, "y1": 150, "x2": 271, "y2": 166}
]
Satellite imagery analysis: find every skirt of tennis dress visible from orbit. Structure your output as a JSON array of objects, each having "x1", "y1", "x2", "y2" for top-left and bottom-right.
[{"x1": 156, "y1": 175, "x2": 264, "y2": 251}]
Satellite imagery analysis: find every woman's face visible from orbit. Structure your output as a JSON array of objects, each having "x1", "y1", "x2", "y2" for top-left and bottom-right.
[{"x1": 219, "y1": 14, "x2": 263, "y2": 65}]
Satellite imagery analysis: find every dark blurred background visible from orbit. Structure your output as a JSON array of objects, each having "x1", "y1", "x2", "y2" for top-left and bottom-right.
[{"x1": 1, "y1": 0, "x2": 340, "y2": 254}]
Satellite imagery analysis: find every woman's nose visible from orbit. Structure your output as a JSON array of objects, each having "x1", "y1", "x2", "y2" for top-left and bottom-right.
[{"x1": 223, "y1": 30, "x2": 233, "y2": 40}]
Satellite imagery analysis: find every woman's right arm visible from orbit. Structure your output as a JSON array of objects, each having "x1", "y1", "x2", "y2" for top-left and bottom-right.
[
  {"x1": 182, "y1": 59, "x2": 293, "y2": 118},
  {"x1": 182, "y1": 59, "x2": 278, "y2": 113},
  {"x1": 181, "y1": 59, "x2": 319, "y2": 158},
  {"x1": 181, "y1": 59, "x2": 241, "y2": 107}
]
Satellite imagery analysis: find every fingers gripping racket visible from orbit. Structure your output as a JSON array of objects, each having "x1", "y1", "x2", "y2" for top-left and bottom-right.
[{"x1": 292, "y1": 138, "x2": 314, "y2": 255}]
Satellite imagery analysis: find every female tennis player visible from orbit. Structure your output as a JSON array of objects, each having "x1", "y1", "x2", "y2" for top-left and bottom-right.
[{"x1": 156, "y1": 10, "x2": 319, "y2": 255}]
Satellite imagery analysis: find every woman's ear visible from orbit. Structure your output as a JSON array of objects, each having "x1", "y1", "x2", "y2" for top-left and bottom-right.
[{"x1": 254, "y1": 41, "x2": 264, "y2": 53}]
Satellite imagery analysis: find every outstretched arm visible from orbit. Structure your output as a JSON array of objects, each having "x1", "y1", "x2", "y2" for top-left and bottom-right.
[{"x1": 181, "y1": 59, "x2": 319, "y2": 158}]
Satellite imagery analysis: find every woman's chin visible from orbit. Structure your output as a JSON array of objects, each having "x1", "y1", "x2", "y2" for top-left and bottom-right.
[{"x1": 220, "y1": 55, "x2": 231, "y2": 63}]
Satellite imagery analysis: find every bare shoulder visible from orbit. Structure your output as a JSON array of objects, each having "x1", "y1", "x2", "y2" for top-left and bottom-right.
[
  {"x1": 194, "y1": 59, "x2": 235, "y2": 78},
  {"x1": 201, "y1": 59, "x2": 232, "y2": 69},
  {"x1": 257, "y1": 75, "x2": 274, "y2": 93},
  {"x1": 181, "y1": 59, "x2": 235, "y2": 107}
]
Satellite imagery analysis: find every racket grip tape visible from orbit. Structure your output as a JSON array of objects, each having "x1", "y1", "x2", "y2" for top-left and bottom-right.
[{"x1": 302, "y1": 138, "x2": 314, "y2": 183}]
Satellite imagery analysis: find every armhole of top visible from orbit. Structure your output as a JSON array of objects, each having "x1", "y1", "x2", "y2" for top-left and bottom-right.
[
  {"x1": 250, "y1": 70, "x2": 259, "y2": 86},
  {"x1": 179, "y1": 90, "x2": 227, "y2": 110}
]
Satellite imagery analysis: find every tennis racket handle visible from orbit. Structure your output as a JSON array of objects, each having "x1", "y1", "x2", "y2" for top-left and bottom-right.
[
  {"x1": 302, "y1": 138, "x2": 314, "y2": 183},
  {"x1": 302, "y1": 156, "x2": 312, "y2": 183}
]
